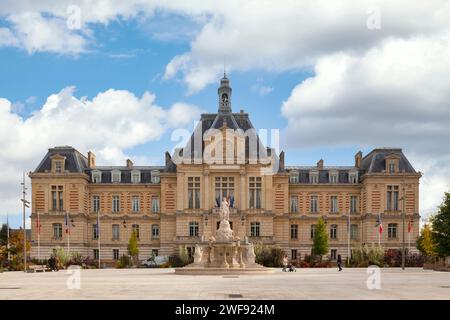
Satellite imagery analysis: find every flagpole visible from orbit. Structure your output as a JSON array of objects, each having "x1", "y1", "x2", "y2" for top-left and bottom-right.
[
  {"x1": 347, "y1": 209, "x2": 350, "y2": 265},
  {"x1": 98, "y1": 210, "x2": 101, "y2": 269},
  {"x1": 37, "y1": 211, "x2": 40, "y2": 262},
  {"x1": 7, "y1": 212, "x2": 10, "y2": 262}
]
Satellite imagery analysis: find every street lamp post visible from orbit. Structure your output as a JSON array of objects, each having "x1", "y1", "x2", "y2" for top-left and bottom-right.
[
  {"x1": 21, "y1": 172, "x2": 30, "y2": 273},
  {"x1": 401, "y1": 178, "x2": 406, "y2": 270}
]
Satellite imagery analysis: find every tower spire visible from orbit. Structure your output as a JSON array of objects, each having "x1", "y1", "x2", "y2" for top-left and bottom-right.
[{"x1": 218, "y1": 72, "x2": 232, "y2": 113}]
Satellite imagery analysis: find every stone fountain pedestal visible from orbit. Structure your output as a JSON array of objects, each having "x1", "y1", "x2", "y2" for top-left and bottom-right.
[{"x1": 175, "y1": 220, "x2": 273, "y2": 275}]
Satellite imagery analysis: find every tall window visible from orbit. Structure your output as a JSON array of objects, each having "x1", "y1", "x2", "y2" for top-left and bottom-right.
[
  {"x1": 387, "y1": 186, "x2": 399, "y2": 211},
  {"x1": 290, "y1": 224, "x2": 298, "y2": 239},
  {"x1": 290, "y1": 196, "x2": 298, "y2": 213},
  {"x1": 215, "y1": 177, "x2": 235, "y2": 204},
  {"x1": 330, "y1": 249, "x2": 337, "y2": 260},
  {"x1": 113, "y1": 249, "x2": 119, "y2": 260},
  {"x1": 310, "y1": 171, "x2": 319, "y2": 184},
  {"x1": 188, "y1": 177, "x2": 201, "y2": 209},
  {"x1": 92, "y1": 171, "x2": 101, "y2": 183},
  {"x1": 93, "y1": 249, "x2": 99, "y2": 260},
  {"x1": 291, "y1": 249, "x2": 298, "y2": 260},
  {"x1": 350, "y1": 224, "x2": 358, "y2": 240},
  {"x1": 151, "y1": 170, "x2": 160, "y2": 184},
  {"x1": 53, "y1": 223, "x2": 62, "y2": 239},
  {"x1": 152, "y1": 197, "x2": 160, "y2": 213},
  {"x1": 189, "y1": 222, "x2": 199, "y2": 237},
  {"x1": 329, "y1": 172, "x2": 338, "y2": 184},
  {"x1": 111, "y1": 170, "x2": 121, "y2": 183},
  {"x1": 152, "y1": 224, "x2": 160, "y2": 239},
  {"x1": 388, "y1": 223, "x2": 398, "y2": 239},
  {"x1": 330, "y1": 224, "x2": 338, "y2": 239},
  {"x1": 55, "y1": 161, "x2": 62, "y2": 173},
  {"x1": 350, "y1": 196, "x2": 358, "y2": 214},
  {"x1": 310, "y1": 224, "x2": 316, "y2": 239},
  {"x1": 92, "y1": 195, "x2": 100, "y2": 213},
  {"x1": 289, "y1": 173, "x2": 299, "y2": 184},
  {"x1": 132, "y1": 224, "x2": 140, "y2": 239},
  {"x1": 132, "y1": 196, "x2": 140, "y2": 212},
  {"x1": 249, "y1": 177, "x2": 262, "y2": 209},
  {"x1": 112, "y1": 224, "x2": 120, "y2": 240},
  {"x1": 250, "y1": 222, "x2": 260, "y2": 237},
  {"x1": 310, "y1": 196, "x2": 318, "y2": 213},
  {"x1": 389, "y1": 162, "x2": 395, "y2": 174},
  {"x1": 349, "y1": 171, "x2": 358, "y2": 184},
  {"x1": 152, "y1": 249, "x2": 159, "y2": 257},
  {"x1": 330, "y1": 196, "x2": 338, "y2": 213},
  {"x1": 93, "y1": 224, "x2": 99, "y2": 240},
  {"x1": 112, "y1": 196, "x2": 120, "y2": 213},
  {"x1": 131, "y1": 171, "x2": 140, "y2": 184},
  {"x1": 51, "y1": 186, "x2": 64, "y2": 211}
]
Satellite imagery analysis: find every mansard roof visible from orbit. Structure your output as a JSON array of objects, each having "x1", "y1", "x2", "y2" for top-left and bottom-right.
[
  {"x1": 34, "y1": 146, "x2": 88, "y2": 173},
  {"x1": 361, "y1": 148, "x2": 416, "y2": 173},
  {"x1": 286, "y1": 166, "x2": 362, "y2": 184},
  {"x1": 85, "y1": 167, "x2": 164, "y2": 183}
]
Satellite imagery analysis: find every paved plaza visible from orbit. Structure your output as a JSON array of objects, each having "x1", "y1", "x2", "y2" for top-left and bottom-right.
[{"x1": 0, "y1": 268, "x2": 449, "y2": 300}]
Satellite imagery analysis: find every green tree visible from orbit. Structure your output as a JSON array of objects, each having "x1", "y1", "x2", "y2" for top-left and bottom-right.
[
  {"x1": 431, "y1": 192, "x2": 450, "y2": 257},
  {"x1": 127, "y1": 230, "x2": 139, "y2": 265},
  {"x1": 312, "y1": 217, "x2": 329, "y2": 259},
  {"x1": 0, "y1": 224, "x2": 7, "y2": 245},
  {"x1": 416, "y1": 224, "x2": 436, "y2": 256}
]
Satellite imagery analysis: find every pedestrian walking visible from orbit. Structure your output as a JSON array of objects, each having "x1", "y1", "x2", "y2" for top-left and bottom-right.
[
  {"x1": 282, "y1": 255, "x2": 288, "y2": 272},
  {"x1": 337, "y1": 254, "x2": 343, "y2": 271}
]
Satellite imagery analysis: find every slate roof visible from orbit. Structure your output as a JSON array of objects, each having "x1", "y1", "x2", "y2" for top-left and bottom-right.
[
  {"x1": 34, "y1": 146, "x2": 88, "y2": 173},
  {"x1": 85, "y1": 167, "x2": 164, "y2": 184},
  {"x1": 285, "y1": 148, "x2": 416, "y2": 184},
  {"x1": 360, "y1": 148, "x2": 416, "y2": 173}
]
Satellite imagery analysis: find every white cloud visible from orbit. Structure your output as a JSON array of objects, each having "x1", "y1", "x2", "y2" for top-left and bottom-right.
[
  {"x1": 0, "y1": 86, "x2": 201, "y2": 222},
  {"x1": 4, "y1": 12, "x2": 89, "y2": 55},
  {"x1": 281, "y1": 34, "x2": 450, "y2": 216}
]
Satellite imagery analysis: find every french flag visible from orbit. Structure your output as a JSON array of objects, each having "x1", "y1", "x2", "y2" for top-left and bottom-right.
[
  {"x1": 65, "y1": 213, "x2": 70, "y2": 235},
  {"x1": 375, "y1": 214, "x2": 383, "y2": 234}
]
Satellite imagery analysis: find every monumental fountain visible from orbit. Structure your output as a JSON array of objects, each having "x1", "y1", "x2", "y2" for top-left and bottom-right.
[{"x1": 175, "y1": 198, "x2": 273, "y2": 275}]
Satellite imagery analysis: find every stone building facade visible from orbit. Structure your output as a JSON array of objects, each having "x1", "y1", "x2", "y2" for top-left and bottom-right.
[{"x1": 29, "y1": 75, "x2": 421, "y2": 264}]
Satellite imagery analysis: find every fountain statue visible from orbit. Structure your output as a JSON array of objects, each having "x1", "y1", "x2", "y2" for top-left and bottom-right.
[{"x1": 175, "y1": 197, "x2": 272, "y2": 274}]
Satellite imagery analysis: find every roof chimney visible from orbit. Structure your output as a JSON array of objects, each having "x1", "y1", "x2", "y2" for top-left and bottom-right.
[
  {"x1": 317, "y1": 159, "x2": 324, "y2": 169},
  {"x1": 88, "y1": 151, "x2": 96, "y2": 168},
  {"x1": 279, "y1": 151, "x2": 285, "y2": 172},
  {"x1": 355, "y1": 151, "x2": 362, "y2": 168},
  {"x1": 126, "y1": 159, "x2": 133, "y2": 168}
]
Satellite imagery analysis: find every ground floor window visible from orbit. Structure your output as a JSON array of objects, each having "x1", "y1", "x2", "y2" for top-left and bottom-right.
[
  {"x1": 330, "y1": 249, "x2": 337, "y2": 260},
  {"x1": 189, "y1": 222, "x2": 199, "y2": 237},
  {"x1": 250, "y1": 222, "x2": 260, "y2": 237},
  {"x1": 291, "y1": 249, "x2": 298, "y2": 260},
  {"x1": 388, "y1": 223, "x2": 398, "y2": 239},
  {"x1": 152, "y1": 249, "x2": 159, "y2": 257},
  {"x1": 113, "y1": 249, "x2": 119, "y2": 260},
  {"x1": 93, "y1": 249, "x2": 99, "y2": 260}
]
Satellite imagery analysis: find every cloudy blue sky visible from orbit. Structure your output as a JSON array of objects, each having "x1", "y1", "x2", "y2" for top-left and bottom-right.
[{"x1": 1, "y1": 0, "x2": 449, "y2": 228}]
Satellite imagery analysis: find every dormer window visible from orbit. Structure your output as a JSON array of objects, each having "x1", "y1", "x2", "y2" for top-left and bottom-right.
[
  {"x1": 131, "y1": 170, "x2": 141, "y2": 184},
  {"x1": 51, "y1": 154, "x2": 66, "y2": 173},
  {"x1": 289, "y1": 171, "x2": 299, "y2": 184},
  {"x1": 349, "y1": 171, "x2": 358, "y2": 184},
  {"x1": 151, "y1": 170, "x2": 160, "y2": 184},
  {"x1": 92, "y1": 170, "x2": 101, "y2": 183},
  {"x1": 310, "y1": 170, "x2": 319, "y2": 184},
  {"x1": 385, "y1": 155, "x2": 400, "y2": 174},
  {"x1": 329, "y1": 171, "x2": 338, "y2": 184},
  {"x1": 111, "y1": 170, "x2": 121, "y2": 183}
]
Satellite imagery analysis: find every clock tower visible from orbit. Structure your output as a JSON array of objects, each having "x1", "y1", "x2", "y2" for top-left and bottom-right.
[{"x1": 218, "y1": 73, "x2": 232, "y2": 114}]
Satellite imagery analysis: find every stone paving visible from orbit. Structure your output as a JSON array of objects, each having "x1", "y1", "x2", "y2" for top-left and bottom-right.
[{"x1": 0, "y1": 268, "x2": 449, "y2": 300}]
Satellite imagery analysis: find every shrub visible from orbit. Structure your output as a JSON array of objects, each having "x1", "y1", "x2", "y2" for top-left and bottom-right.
[
  {"x1": 350, "y1": 244, "x2": 384, "y2": 267},
  {"x1": 53, "y1": 247, "x2": 70, "y2": 267},
  {"x1": 116, "y1": 255, "x2": 132, "y2": 268},
  {"x1": 254, "y1": 244, "x2": 284, "y2": 267}
]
